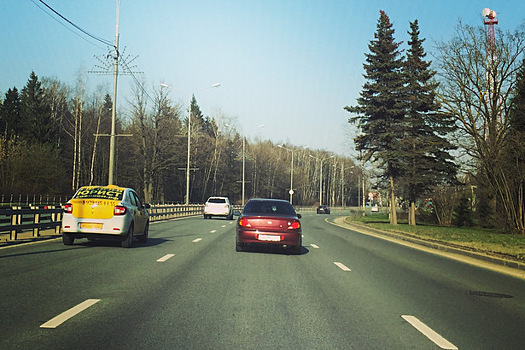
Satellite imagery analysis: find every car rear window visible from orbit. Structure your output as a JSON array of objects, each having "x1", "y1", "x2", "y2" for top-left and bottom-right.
[
  {"x1": 208, "y1": 198, "x2": 226, "y2": 204},
  {"x1": 243, "y1": 201, "x2": 295, "y2": 215},
  {"x1": 74, "y1": 187, "x2": 124, "y2": 200}
]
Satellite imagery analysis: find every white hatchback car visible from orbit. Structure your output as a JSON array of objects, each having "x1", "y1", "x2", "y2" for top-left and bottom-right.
[
  {"x1": 203, "y1": 196, "x2": 233, "y2": 220},
  {"x1": 61, "y1": 185, "x2": 149, "y2": 248}
]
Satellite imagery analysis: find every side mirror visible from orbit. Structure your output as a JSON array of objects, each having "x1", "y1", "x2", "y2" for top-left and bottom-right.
[{"x1": 297, "y1": 213, "x2": 302, "y2": 219}]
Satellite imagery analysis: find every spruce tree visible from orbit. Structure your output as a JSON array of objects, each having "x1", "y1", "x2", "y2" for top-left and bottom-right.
[
  {"x1": 20, "y1": 71, "x2": 54, "y2": 145},
  {"x1": 400, "y1": 20, "x2": 457, "y2": 225},
  {"x1": 346, "y1": 10, "x2": 405, "y2": 225},
  {"x1": 0, "y1": 87, "x2": 21, "y2": 140}
]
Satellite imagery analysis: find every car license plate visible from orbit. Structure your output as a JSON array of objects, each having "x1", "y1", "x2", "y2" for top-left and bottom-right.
[
  {"x1": 80, "y1": 223, "x2": 103, "y2": 229},
  {"x1": 258, "y1": 234, "x2": 281, "y2": 242}
]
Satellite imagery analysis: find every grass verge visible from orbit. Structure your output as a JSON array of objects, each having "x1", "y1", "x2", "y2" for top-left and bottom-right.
[{"x1": 345, "y1": 213, "x2": 525, "y2": 261}]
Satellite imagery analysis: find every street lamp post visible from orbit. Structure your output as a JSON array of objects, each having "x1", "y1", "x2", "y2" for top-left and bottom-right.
[
  {"x1": 310, "y1": 155, "x2": 334, "y2": 206},
  {"x1": 161, "y1": 82, "x2": 220, "y2": 205},
  {"x1": 278, "y1": 145, "x2": 294, "y2": 204},
  {"x1": 185, "y1": 84, "x2": 220, "y2": 205},
  {"x1": 228, "y1": 124, "x2": 265, "y2": 206}
]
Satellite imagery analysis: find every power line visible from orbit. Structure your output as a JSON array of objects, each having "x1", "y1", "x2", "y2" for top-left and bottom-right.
[
  {"x1": 30, "y1": 0, "x2": 114, "y2": 48},
  {"x1": 31, "y1": 0, "x2": 161, "y2": 112}
]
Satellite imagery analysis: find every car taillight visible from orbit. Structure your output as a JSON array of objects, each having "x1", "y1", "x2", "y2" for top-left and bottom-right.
[
  {"x1": 288, "y1": 220, "x2": 300, "y2": 230},
  {"x1": 238, "y1": 218, "x2": 251, "y2": 228},
  {"x1": 114, "y1": 206, "x2": 127, "y2": 215},
  {"x1": 64, "y1": 203, "x2": 73, "y2": 213}
]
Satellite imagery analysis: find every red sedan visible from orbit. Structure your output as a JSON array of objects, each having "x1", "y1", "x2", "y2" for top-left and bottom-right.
[{"x1": 235, "y1": 198, "x2": 302, "y2": 254}]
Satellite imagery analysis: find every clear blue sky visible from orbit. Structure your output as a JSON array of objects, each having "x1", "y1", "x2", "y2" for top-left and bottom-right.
[{"x1": 2, "y1": 1, "x2": 524, "y2": 156}]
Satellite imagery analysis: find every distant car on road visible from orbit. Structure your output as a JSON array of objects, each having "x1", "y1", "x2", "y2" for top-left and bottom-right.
[
  {"x1": 317, "y1": 205, "x2": 330, "y2": 214},
  {"x1": 235, "y1": 198, "x2": 302, "y2": 254},
  {"x1": 203, "y1": 196, "x2": 233, "y2": 220},
  {"x1": 61, "y1": 185, "x2": 149, "y2": 248}
]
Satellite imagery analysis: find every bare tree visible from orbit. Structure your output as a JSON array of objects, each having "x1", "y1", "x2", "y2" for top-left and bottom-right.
[{"x1": 435, "y1": 22, "x2": 525, "y2": 232}]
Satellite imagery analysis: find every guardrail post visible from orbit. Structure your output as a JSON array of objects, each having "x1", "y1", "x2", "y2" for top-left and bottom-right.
[
  {"x1": 10, "y1": 209, "x2": 18, "y2": 240},
  {"x1": 32, "y1": 206, "x2": 40, "y2": 237},
  {"x1": 54, "y1": 206, "x2": 62, "y2": 234}
]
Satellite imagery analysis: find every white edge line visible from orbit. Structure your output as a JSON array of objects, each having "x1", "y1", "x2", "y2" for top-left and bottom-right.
[
  {"x1": 334, "y1": 262, "x2": 351, "y2": 271},
  {"x1": 156, "y1": 254, "x2": 175, "y2": 262},
  {"x1": 40, "y1": 299, "x2": 100, "y2": 329},
  {"x1": 402, "y1": 315, "x2": 458, "y2": 350}
]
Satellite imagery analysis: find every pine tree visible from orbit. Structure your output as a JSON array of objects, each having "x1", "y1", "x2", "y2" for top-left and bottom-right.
[
  {"x1": 400, "y1": 20, "x2": 457, "y2": 225},
  {"x1": 0, "y1": 87, "x2": 21, "y2": 140},
  {"x1": 346, "y1": 10, "x2": 405, "y2": 225},
  {"x1": 20, "y1": 71, "x2": 54, "y2": 145}
]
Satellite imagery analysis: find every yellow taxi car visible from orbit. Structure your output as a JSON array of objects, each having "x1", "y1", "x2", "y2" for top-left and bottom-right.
[{"x1": 61, "y1": 185, "x2": 149, "y2": 248}]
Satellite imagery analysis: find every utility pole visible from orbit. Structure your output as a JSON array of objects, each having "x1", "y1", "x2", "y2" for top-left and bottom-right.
[{"x1": 108, "y1": 0, "x2": 121, "y2": 185}]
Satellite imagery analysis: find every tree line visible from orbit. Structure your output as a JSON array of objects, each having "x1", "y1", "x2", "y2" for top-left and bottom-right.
[
  {"x1": 2, "y1": 10, "x2": 525, "y2": 234},
  {"x1": 347, "y1": 11, "x2": 525, "y2": 233},
  {"x1": 0, "y1": 72, "x2": 360, "y2": 207}
]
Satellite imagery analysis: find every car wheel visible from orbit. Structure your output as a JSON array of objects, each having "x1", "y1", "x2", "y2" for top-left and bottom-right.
[
  {"x1": 63, "y1": 234, "x2": 74, "y2": 246},
  {"x1": 290, "y1": 244, "x2": 301, "y2": 255},
  {"x1": 138, "y1": 221, "x2": 149, "y2": 243},
  {"x1": 121, "y1": 223, "x2": 134, "y2": 248}
]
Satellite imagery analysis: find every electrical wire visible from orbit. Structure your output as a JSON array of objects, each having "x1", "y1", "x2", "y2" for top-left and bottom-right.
[
  {"x1": 30, "y1": 0, "x2": 114, "y2": 48},
  {"x1": 30, "y1": 0, "x2": 161, "y2": 110}
]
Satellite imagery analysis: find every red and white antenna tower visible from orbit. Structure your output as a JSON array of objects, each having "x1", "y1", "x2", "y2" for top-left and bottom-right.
[{"x1": 483, "y1": 8, "x2": 498, "y2": 50}]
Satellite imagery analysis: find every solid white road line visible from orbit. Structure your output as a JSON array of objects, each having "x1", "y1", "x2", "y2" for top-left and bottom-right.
[
  {"x1": 402, "y1": 315, "x2": 458, "y2": 350},
  {"x1": 310, "y1": 244, "x2": 319, "y2": 249},
  {"x1": 192, "y1": 238, "x2": 202, "y2": 243},
  {"x1": 40, "y1": 299, "x2": 100, "y2": 329},
  {"x1": 156, "y1": 254, "x2": 175, "y2": 262},
  {"x1": 334, "y1": 262, "x2": 351, "y2": 271}
]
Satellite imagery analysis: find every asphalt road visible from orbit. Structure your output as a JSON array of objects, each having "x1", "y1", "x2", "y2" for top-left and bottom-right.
[{"x1": 1, "y1": 213, "x2": 524, "y2": 349}]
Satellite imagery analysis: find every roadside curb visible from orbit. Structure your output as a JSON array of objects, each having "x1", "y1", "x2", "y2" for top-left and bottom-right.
[{"x1": 328, "y1": 216, "x2": 525, "y2": 275}]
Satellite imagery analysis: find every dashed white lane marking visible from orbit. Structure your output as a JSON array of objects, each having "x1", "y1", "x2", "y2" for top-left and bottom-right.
[
  {"x1": 157, "y1": 254, "x2": 175, "y2": 262},
  {"x1": 310, "y1": 244, "x2": 319, "y2": 249},
  {"x1": 402, "y1": 315, "x2": 458, "y2": 350},
  {"x1": 40, "y1": 299, "x2": 100, "y2": 329},
  {"x1": 334, "y1": 262, "x2": 351, "y2": 271},
  {"x1": 192, "y1": 238, "x2": 202, "y2": 243},
  {"x1": 210, "y1": 230, "x2": 217, "y2": 233},
  {"x1": 221, "y1": 225, "x2": 226, "y2": 228}
]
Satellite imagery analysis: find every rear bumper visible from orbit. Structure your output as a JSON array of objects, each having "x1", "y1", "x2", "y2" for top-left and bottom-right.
[
  {"x1": 236, "y1": 229, "x2": 302, "y2": 246},
  {"x1": 61, "y1": 214, "x2": 130, "y2": 236}
]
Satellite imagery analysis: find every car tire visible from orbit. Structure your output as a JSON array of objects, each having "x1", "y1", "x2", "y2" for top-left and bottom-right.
[
  {"x1": 236, "y1": 242, "x2": 244, "y2": 252},
  {"x1": 63, "y1": 234, "x2": 74, "y2": 246},
  {"x1": 138, "y1": 221, "x2": 149, "y2": 243},
  {"x1": 289, "y1": 244, "x2": 301, "y2": 255},
  {"x1": 121, "y1": 223, "x2": 134, "y2": 248}
]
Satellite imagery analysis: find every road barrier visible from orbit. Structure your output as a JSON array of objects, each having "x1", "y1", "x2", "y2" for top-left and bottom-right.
[
  {"x1": 0, "y1": 204, "x2": 205, "y2": 242},
  {"x1": 0, "y1": 204, "x2": 350, "y2": 244},
  {"x1": 0, "y1": 206, "x2": 63, "y2": 241}
]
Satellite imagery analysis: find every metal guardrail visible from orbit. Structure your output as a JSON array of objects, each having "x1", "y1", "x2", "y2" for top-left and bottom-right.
[
  {"x1": 0, "y1": 204, "x2": 351, "y2": 243},
  {"x1": 0, "y1": 206, "x2": 63, "y2": 241},
  {"x1": 0, "y1": 204, "x2": 205, "y2": 242}
]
